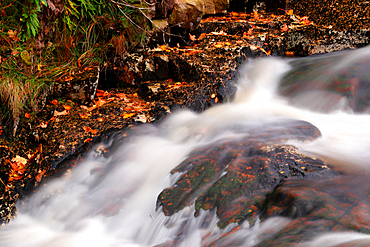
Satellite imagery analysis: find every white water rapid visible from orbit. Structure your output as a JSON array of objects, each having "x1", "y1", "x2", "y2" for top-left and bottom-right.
[{"x1": 2, "y1": 47, "x2": 370, "y2": 246}]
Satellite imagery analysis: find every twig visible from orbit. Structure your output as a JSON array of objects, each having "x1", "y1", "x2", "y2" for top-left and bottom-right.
[{"x1": 0, "y1": 0, "x2": 16, "y2": 10}]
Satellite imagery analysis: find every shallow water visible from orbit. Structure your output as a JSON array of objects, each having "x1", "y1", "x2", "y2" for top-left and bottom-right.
[{"x1": 2, "y1": 47, "x2": 370, "y2": 246}]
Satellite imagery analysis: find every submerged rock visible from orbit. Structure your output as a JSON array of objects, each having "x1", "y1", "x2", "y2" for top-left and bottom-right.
[
  {"x1": 280, "y1": 49, "x2": 370, "y2": 113},
  {"x1": 256, "y1": 176, "x2": 370, "y2": 246}
]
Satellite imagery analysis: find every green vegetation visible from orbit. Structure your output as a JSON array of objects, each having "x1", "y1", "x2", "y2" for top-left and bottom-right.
[{"x1": 0, "y1": 0, "x2": 150, "y2": 136}]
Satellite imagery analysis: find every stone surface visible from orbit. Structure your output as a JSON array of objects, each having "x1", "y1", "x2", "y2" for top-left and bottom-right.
[
  {"x1": 157, "y1": 120, "x2": 339, "y2": 229},
  {"x1": 280, "y1": 50, "x2": 370, "y2": 113},
  {"x1": 255, "y1": 176, "x2": 370, "y2": 246},
  {"x1": 165, "y1": 0, "x2": 229, "y2": 30}
]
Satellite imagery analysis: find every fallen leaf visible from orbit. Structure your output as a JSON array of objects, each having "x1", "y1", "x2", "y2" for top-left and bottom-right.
[
  {"x1": 84, "y1": 138, "x2": 93, "y2": 143},
  {"x1": 189, "y1": 33, "x2": 196, "y2": 41},
  {"x1": 11, "y1": 50, "x2": 19, "y2": 56},
  {"x1": 40, "y1": 122, "x2": 48, "y2": 128},
  {"x1": 287, "y1": 9, "x2": 294, "y2": 15},
  {"x1": 198, "y1": 33, "x2": 207, "y2": 40},
  {"x1": 25, "y1": 113, "x2": 30, "y2": 118},
  {"x1": 186, "y1": 50, "x2": 201, "y2": 56},
  {"x1": 64, "y1": 76, "x2": 74, "y2": 82},
  {"x1": 50, "y1": 99, "x2": 58, "y2": 105},
  {"x1": 82, "y1": 126, "x2": 91, "y2": 132},
  {"x1": 121, "y1": 112, "x2": 136, "y2": 119},
  {"x1": 281, "y1": 24, "x2": 289, "y2": 32},
  {"x1": 63, "y1": 105, "x2": 71, "y2": 110},
  {"x1": 12, "y1": 155, "x2": 28, "y2": 166},
  {"x1": 54, "y1": 110, "x2": 69, "y2": 116},
  {"x1": 80, "y1": 105, "x2": 97, "y2": 111},
  {"x1": 79, "y1": 113, "x2": 90, "y2": 119},
  {"x1": 96, "y1": 89, "x2": 106, "y2": 97},
  {"x1": 35, "y1": 170, "x2": 46, "y2": 182},
  {"x1": 210, "y1": 31, "x2": 227, "y2": 36},
  {"x1": 90, "y1": 129, "x2": 98, "y2": 134},
  {"x1": 115, "y1": 93, "x2": 126, "y2": 100},
  {"x1": 299, "y1": 16, "x2": 310, "y2": 25},
  {"x1": 286, "y1": 51, "x2": 295, "y2": 56},
  {"x1": 160, "y1": 45, "x2": 167, "y2": 51},
  {"x1": 97, "y1": 117, "x2": 104, "y2": 122}
]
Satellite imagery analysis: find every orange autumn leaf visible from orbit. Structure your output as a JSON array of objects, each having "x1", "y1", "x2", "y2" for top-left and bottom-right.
[
  {"x1": 79, "y1": 113, "x2": 90, "y2": 119},
  {"x1": 186, "y1": 50, "x2": 201, "y2": 56},
  {"x1": 96, "y1": 89, "x2": 106, "y2": 97},
  {"x1": 189, "y1": 33, "x2": 196, "y2": 41},
  {"x1": 35, "y1": 170, "x2": 46, "y2": 182},
  {"x1": 25, "y1": 113, "x2": 30, "y2": 118},
  {"x1": 281, "y1": 24, "x2": 289, "y2": 32},
  {"x1": 160, "y1": 45, "x2": 167, "y2": 51},
  {"x1": 121, "y1": 112, "x2": 136, "y2": 119},
  {"x1": 82, "y1": 126, "x2": 91, "y2": 132},
  {"x1": 287, "y1": 9, "x2": 294, "y2": 15},
  {"x1": 115, "y1": 93, "x2": 127, "y2": 100},
  {"x1": 90, "y1": 129, "x2": 98, "y2": 135},
  {"x1": 63, "y1": 105, "x2": 71, "y2": 110},
  {"x1": 50, "y1": 99, "x2": 58, "y2": 105},
  {"x1": 84, "y1": 138, "x2": 93, "y2": 143},
  {"x1": 97, "y1": 117, "x2": 104, "y2": 122},
  {"x1": 64, "y1": 76, "x2": 74, "y2": 82},
  {"x1": 299, "y1": 16, "x2": 310, "y2": 25},
  {"x1": 198, "y1": 33, "x2": 207, "y2": 40}
]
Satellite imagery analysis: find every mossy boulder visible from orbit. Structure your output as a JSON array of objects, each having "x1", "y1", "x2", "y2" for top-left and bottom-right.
[{"x1": 157, "y1": 120, "x2": 340, "y2": 228}]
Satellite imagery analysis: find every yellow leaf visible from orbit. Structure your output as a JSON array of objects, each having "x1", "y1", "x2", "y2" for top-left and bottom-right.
[
  {"x1": 287, "y1": 9, "x2": 293, "y2": 15},
  {"x1": 121, "y1": 113, "x2": 136, "y2": 119}
]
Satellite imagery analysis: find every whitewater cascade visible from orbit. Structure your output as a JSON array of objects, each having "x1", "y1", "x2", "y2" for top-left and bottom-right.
[{"x1": 2, "y1": 47, "x2": 370, "y2": 246}]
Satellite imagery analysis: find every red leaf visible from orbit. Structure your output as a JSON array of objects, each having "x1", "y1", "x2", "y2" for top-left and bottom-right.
[
  {"x1": 84, "y1": 138, "x2": 93, "y2": 143},
  {"x1": 35, "y1": 170, "x2": 46, "y2": 182}
]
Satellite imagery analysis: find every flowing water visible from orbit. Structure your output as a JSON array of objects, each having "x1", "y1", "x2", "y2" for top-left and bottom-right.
[{"x1": 2, "y1": 47, "x2": 370, "y2": 246}]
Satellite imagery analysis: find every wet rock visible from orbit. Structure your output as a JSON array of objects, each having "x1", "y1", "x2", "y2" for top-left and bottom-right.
[
  {"x1": 52, "y1": 66, "x2": 100, "y2": 104},
  {"x1": 255, "y1": 176, "x2": 370, "y2": 246},
  {"x1": 280, "y1": 50, "x2": 370, "y2": 113},
  {"x1": 284, "y1": 25, "x2": 369, "y2": 56},
  {"x1": 157, "y1": 120, "x2": 339, "y2": 228}
]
